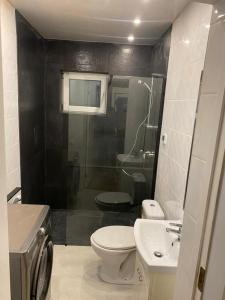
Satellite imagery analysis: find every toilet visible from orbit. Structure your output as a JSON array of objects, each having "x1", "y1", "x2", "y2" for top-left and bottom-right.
[
  {"x1": 95, "y1": 173, "x2": 147, "y2": 211},
  {"x1": 91, "y1": 199, "x2": 165, "y2": 284}
]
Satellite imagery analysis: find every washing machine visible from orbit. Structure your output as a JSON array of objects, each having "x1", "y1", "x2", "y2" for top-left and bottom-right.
[{"x1": 8, "y1": 204, "x2": 53, "y2": 300}]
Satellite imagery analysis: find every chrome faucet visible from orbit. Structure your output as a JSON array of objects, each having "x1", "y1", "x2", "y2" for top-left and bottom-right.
[
  {"x1": 166, "y1": 223, "x2": 182, "y2": 241},
  {"x1": 143, "y1": 151, "x2": 155, "y2": 159}
]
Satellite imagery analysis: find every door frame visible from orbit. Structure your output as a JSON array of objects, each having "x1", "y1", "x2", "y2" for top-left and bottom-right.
[
  {"x1": 194, "y1": 102, "x2": 225, "y2": 298},
  {"x1": 0, "y1": 1, "x2": 11, "y2": 298}
]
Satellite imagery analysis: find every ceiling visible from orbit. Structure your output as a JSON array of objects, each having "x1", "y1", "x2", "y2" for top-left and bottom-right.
[{"x1": 10, "y1": 0, "x2": 191, "y2": 45}]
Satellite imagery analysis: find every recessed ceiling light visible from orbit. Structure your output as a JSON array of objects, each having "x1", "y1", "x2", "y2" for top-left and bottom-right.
[
  {"x1": 123, "y1": 48, "x2": 131, "y2": 54},
  {"x1": 183, "y1": 39, "x2": 190, "y2": 45},
  {"x1": 134, "y1": 18, "x2": 141, "y2": 25},
  {"x1": 128, "y1": 35, "x2": 134, "y2": 42}
]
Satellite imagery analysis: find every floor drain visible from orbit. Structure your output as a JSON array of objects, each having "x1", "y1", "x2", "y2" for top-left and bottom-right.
[{"x1": 154, "y1": 251, "x2": 163, "y2": 258}]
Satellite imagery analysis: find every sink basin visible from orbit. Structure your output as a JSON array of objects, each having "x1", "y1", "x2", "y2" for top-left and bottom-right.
[
  {"x1": 117, "y1": 154, "x2": 144, "y2": 166},
  {"x1": 134, "y1": 219, "x2": 181, "y2": 273}
]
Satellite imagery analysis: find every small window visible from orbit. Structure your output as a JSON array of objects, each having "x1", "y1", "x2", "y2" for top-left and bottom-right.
[{"x1": 62, "y1": 72, "x2": 108, "y2": 115}]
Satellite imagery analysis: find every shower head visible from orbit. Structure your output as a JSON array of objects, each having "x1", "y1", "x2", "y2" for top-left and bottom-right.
[
  {"x1": 138, "y1": 80, "x2": 152, "y2": 92},
  {"x1": 138, "y1": 77, "x2": 154, "y2": 128}
]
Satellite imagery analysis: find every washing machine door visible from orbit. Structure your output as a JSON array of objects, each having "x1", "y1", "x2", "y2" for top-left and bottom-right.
[{"x1": 32, "y1": 235, "x2": 53, "y2": 300}]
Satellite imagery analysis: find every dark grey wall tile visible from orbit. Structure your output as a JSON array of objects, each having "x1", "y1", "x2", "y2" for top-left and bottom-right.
[
  {"x1": 16, "y1": 12, "x2": 46, "y2": 203},
  {"x1": 16, "y1": 10, "x2": 171, "y2": 209},
  {"x1": 108, "y1": 44, "x2": 152, "y2": 76},
  {"x1": 45, "y1": 41, "x2": 155, "y2": 208},
  {"x1": 150, "y1": 28, "x2": 171, "y2": 196},
  {"x1": 150, "y1": 28, "x2": 171, "y2": 76}
]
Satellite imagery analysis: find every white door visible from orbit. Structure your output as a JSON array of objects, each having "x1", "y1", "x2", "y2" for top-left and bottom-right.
[
  {"x1": 202, "y1": 160, "x2": 225, "y2": 300},
  {"x1": 0, "y1": 8, "x2": 11, "y2": 300},
  {"x1": 0, "y1": 1, "x2": 12, "y2": 298}
]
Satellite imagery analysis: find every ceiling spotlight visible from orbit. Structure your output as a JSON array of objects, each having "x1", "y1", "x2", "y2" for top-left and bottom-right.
[
  {"x1": 183, "y1": 39, "x2": 190, "y2": 45},
  {"x1": 123, "y1": 48, "x2": 131, "y2": 54},
  {"x1": 128, "y1": 35, "x2": 134, "y2": 42},
  {"x1": 134, "y1": 18, "x2": 141, "y2": 25}
]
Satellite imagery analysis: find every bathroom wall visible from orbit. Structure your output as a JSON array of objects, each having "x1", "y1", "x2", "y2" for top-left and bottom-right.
[
  {"x1": 124, "y1": 77, "x2": 149, "y2": 153},
  {"x1": 0, "y1": 1, "x2": 13, "y2": 298},
  {"x1": 15, "y1": 12, "x2": 171, "y2": 208},
  {"x1": 150, "y1": 28, "x2": 171, "y2": 77},
  {"x1": 45, "y1": 40, "x2": 154, "y2": 208},
  {"x1": 16, "y1": 12, "x2": 46, "y2": 204},
  {"x1": 149, "y1": 28, "x2": 171, "y2": 195},
  {"x1": 174, "y1": 1, "x2": 225, "y2": 298},
  {"x1": 1, "y1": 0, "x2": 21, "y2": 195},
  {"x1": 155, "y1": 2, "x2": 212, "y2": 219}
]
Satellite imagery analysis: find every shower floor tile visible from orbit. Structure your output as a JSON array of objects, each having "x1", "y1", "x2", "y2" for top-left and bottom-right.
[
  {"x1": 66, "y1": 210, "x2": 103, "y2": 245},
  {"x1": 51, "y1": 209, "x2": 139, "y2": 246},
  {"x1": 51, "y1": 245, "x2": 147, "y2": 300}
]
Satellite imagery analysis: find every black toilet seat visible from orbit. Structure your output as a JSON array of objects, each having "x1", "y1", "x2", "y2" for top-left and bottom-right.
[{"x1": 95, "y1": 192, "x2": 133, "y2": 211}]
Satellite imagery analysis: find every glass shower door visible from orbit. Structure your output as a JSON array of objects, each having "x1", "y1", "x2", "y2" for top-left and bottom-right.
[{"x1": 61, "y1": 75, "x2": 165, "y2": 245}]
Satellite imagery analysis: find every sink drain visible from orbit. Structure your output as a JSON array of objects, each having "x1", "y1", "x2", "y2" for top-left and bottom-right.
[{"x1": 154, "y1": 251, "x2": 163, "y2": 258}]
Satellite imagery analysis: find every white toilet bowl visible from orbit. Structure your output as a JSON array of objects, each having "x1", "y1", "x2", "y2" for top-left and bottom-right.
[
  {"x1": 91, "y1": 200, "x2": 165, "y2": 285},
  {"x1": 91, "y1": 226, "x2": 137, "y2": 284}
]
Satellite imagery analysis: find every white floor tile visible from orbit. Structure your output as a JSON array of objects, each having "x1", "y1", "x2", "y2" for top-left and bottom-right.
[{"x1": 51, "y1": 245, "x2": 147, "y2": 300}]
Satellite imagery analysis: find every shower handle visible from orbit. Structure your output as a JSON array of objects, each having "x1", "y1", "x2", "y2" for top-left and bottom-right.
[{"x1": 143, "y1": 151, "x2": 155, "y2": 159}]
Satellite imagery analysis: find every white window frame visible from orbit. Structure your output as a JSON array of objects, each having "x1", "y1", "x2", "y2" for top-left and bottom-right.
[{"x1": 62, "y1": 72, "x2": 108, "y2": 115}]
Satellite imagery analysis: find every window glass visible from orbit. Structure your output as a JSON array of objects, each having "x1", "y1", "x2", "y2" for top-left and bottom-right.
[{"x1": 69, "y1": 79, "x2": 101, "y2": 107}]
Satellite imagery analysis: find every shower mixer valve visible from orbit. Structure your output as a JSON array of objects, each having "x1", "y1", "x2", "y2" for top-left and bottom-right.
[{"x1": 143, "y1": 151, "x2": 155, "y2": 159}]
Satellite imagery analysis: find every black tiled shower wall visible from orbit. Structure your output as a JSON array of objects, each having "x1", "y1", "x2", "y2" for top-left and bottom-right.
[
  {"x1": 150, "y1": 28, "x2": 171, "y2": 76},
  {"x1": 150, "y1": 28, "x2": 172, "y2": 196},
  {"x1": 16, "y1": 11, "x2": 171, "y2": 208},
  {"x1": 16, "y1": 12, "x2": 46, "y2": 204},
  {"x1": 45, "y1": 41, "x2": 154, "y2": 208}
]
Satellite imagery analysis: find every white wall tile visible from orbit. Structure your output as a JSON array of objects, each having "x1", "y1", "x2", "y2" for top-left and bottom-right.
[
  {"x1": 193, "y1": 93, "x2": 223, "y2": 162},
  {"x1": 174, "y1": 2, "x2": 225, "y2": 298},
  {"x1": 177, "y1": 211, "x2": 210, "y2": 298},
  {"x1": 155, "y1": 2, "x2": 212, "y2": 220},
  {"x1": 167, "y1": 129, "x2": 192, "y2": 170},
  {"x1": 201, "y1": 17, "x2": 225, "y2": 95},
  {"x1": 173, "y1": 269, "x2": 192, "y2": 300},
  {"x1": 0, "y1": 2, "x2": 14, "y2": 298},
  {"x1": 4, "y1": 89, "x2": 19, "y2": 119},
  {"x1": 177, "y1": 213, "x2": 198, "y2": 277},
  {"x1": 6, "y1": 144, "x2": 20, "y2": 175},
  {"x1": 5, "y1": 118, "x2": 19, "y2": 147},
  {"x1": 6, "y1": 169, "x2": 21, "y2": 195},
  {"x1": 184, "y1": 156, "x2": 207, "y2": 221},
  {"x1": 164, "y1": 100, "x2": 197, "y2": 135},
  {"x1": 167, "y1": 157, "x2": 187, "y2": 200},
  {"x1": 1, "y1": 0, "x2": 21, "y2": 193}
]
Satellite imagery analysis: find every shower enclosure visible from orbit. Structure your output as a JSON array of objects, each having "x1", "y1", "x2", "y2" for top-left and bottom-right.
[{"x1": 51, "y1": 74, "x2": 165, "y2": 245}]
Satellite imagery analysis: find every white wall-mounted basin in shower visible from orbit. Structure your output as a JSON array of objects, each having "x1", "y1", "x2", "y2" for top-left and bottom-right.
[
  {"x1": 117, "y1": 154, "x2": 143, "y2": 165},
  {"x1": 117, "y1": 154, "x2": 144, "y2": 166}
]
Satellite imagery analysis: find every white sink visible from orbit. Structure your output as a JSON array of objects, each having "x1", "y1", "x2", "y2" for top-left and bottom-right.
[
  {"x1": 117, "y1": 154, "x2": 144, "y2": 166},
  {"x1": 134, "y1": 219, "x2": 181, "y2": 273}
]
